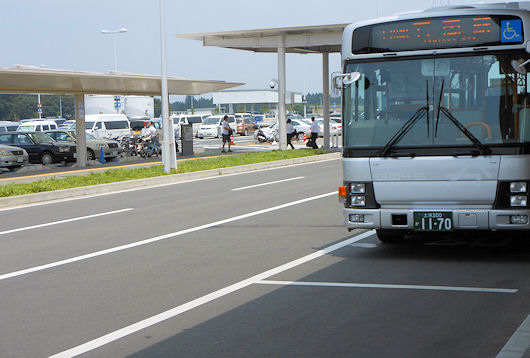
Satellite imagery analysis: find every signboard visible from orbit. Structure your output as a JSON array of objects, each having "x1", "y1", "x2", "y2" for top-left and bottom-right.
[{"x1": 352, "y1": 15, "x2": 523, "y2": 54}]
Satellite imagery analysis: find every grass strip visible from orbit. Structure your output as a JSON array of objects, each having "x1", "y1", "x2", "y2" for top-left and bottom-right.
[{"x1": 0, "y1": 149, "x2": 327, "y2": 197}]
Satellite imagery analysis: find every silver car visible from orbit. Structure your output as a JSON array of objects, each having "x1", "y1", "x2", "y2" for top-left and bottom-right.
[
  {"x1": 0, "y1": 144, "x2": 28, "y2": 171},
  {"x1": 45, "y1": 130, "x2": 121, "y2": 161}
]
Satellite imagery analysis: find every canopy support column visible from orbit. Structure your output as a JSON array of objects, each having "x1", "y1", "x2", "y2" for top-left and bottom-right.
[
  {"x1": 322, "y1": 52, "x2": 330, "y2": 150},
  {"x1": 278, "y1": 35, "x2": 287, "y2": 150},
  {"x1": 74, "y1": 94, "x2": 87, "y2": 167}
]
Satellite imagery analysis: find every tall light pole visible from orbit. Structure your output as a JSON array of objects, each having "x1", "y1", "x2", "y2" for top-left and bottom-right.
[
  {"x1": 101, "y1": 28, "x2": 127, "y2": 72},
  {"x1": 159, "y1": 0, "x2": 176, "y2": 172}
]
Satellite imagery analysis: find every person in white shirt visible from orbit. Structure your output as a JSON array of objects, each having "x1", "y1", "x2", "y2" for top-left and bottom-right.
[
  {"x1": 286, "y1": 119, "x2": 296, "y2": 149},
  {"x1": 144, "y1": 121, "x2": 156, "y2": 137},
  {"x1": 309, "y1": 116, "x2": 320, "y2": 149},
  {"x1": 221, "y1": 115, "x2": 232, "y2": 153}
]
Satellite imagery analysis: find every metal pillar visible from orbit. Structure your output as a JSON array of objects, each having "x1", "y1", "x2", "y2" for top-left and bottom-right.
[
  {"x1": 277, "y1": 35, "x2": 287, "y2": 150},
  {"x1": 74, "y1": 94, "x2": 87, "y2": 167},
  {"x1": 322, "y1": 52, "x2": 330, "y2": 150},
  {"x1": 160, "y1": 0, "x2": 176, "y2": 172}
]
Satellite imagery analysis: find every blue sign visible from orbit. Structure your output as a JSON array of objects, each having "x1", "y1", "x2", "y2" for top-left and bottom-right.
[
  {"x1": 37, "y1": 108, "x2": 42, "y2": 113},
  {"x1": 114, "y1": 102, "x2": 121, "y2": 109},
  {"x1": 501, "y1": 19, "x2": 522, "y2": 43}
]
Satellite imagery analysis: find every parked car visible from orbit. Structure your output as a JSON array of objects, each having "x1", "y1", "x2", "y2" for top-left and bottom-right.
[
  {"x1": 290, "y1": 119, "x2": 311, "y2": 139},
  {"x1": 130, "y1": 119, "x2": 162, "y2": 136},
  {"x1": 17, "y1": 120, "x2": 58, "y2": 132},
  {"x1": 0, "y1": 144, "x2": 28, "y2": 171},
  {"x1": 45, "y1": 130, "x2": 120, "y2": 161},
  {"x1": 197, "y1": 115, "x2": 236, "y2": 139},
  {"x1": 59, "y1": 120, "x2": 75, "y2": 130},
  {"x1": 84, "y1": 114, "x2": 130, "y2": 139},
  {"x1": 236, "y1": 117, "x2": 256, "y2": 136},
  {"x1": 316, "y1": 119, "x2": 341, "y2": 136},
  {"x1": 0, "y1": 132, "x2": 76, "y2": 165},
  {"x1": 171, "y1": 114, "x2": 205, "y2": 138},
  {"x1": 0, "y1": 121, "x2": 19, "y2": 133}
]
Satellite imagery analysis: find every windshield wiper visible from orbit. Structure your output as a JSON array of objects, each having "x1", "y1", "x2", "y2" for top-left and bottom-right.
[
  {"x1": 379, "y1": 80, "x2": 430, "y2": 157},
  {"x1": 434, "y1": 79, "x2": 492, "y2": 156},
  {"x1": 379, "y1": 106, "x2": 428, "y2": 156}
]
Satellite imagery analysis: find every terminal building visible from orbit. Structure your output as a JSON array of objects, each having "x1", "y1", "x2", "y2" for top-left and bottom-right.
[{"x1": 213, "y1": 89, "x2": 302, "y2": 114}]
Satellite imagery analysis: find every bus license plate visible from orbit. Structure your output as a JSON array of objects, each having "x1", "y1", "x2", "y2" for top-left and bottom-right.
[{"x1": 413, "y1": 212, "x2": 453, "y2": 231}]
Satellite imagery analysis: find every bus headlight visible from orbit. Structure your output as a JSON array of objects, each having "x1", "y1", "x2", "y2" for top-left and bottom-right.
[
  {"x1": 510, "y1": 182, "x2": 527, "y2": 193},
  {"x1": 351, "y1": 196, "x2": 366, "y2": 207},
  {"x1": 510, "y1": 195, "x2": 528, "y2": 207},
  {"x1": 349, "y1": 183, "x2": 366, "y2": 194}
]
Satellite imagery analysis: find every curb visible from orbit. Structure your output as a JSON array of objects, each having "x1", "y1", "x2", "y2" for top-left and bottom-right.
[{"x1": 0, "y1": 152, "x2": 340, "y2": 209}]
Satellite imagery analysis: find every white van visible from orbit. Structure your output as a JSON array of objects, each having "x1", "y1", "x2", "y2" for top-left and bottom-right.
[
  {"x1": 17, "y1": 120, "x2": 58, "y2": 132},
  {"x1": 197, "y1": 115, "x2": 236, "y2": 139},
  {"x1": 84, "y1": 114, "x2": 130, "y2": 139},
  {"x1": 0, "y1": 121, "x2": 20, "y2": 132},
  {"x1": 171, "y1": 114, "x2": 206, "y2": 138}
]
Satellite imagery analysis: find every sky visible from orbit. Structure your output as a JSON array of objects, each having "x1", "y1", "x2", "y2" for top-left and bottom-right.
[{"x1": 1, "y1": 0, "x2": 511, "y2": 99}]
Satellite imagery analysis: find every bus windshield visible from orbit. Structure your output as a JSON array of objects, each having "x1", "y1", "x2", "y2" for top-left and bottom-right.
[{"x1": 343, "y1": 52, "x2": 530, "y2": 150}]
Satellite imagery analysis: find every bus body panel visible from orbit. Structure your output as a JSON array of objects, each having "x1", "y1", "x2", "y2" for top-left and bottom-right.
[{"x1": 498, "y1": 155, "x2": 530, "y2": 180}]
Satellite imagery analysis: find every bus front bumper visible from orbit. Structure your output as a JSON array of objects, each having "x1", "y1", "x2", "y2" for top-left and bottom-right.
[{"x1": 343, "y1": 208, "x2": 530, "y2": 231}]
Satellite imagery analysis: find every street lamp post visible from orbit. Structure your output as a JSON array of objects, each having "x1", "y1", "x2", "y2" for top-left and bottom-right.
[{"x1": 100, "y1": 28, "x2": 127, "y2": 72}]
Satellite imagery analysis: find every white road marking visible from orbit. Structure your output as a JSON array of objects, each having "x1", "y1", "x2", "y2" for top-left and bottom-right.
[
  {"x1": 231, "y1": 176, "x2": 304, "y2": 191},
  {"x1": 497, "y1": 314, "x2": 530, "y2": 358},
  {"x1": 256, "y1": 280, "x2": 518, "y2": 293},
  {"x1": 0, "y1": 158, "x2": 339, "y2": 212},
  {"x1": 0, "y1": 208, "x2": 133, "y2": 236},
  {"x1": 0, "y1": 191, "x2": 338, "y2": 282},
  {"x1": 49, "y1": 230, "x2": 376, "y2": 358}
]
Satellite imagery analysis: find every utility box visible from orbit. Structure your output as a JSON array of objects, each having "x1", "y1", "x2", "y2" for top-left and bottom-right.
[{"x1": 180, "y1": 123, "x2": 194, "y2": 156}]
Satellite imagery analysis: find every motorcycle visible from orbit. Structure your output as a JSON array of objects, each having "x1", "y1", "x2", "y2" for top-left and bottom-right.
[{"x1": 254, "y1": 124, "x2": 279, "y2": 143}]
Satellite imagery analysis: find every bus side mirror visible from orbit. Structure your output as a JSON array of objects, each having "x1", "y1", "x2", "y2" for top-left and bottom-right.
[{"x1": 331, "y1": 71, "x2": 361, "y2": 97}]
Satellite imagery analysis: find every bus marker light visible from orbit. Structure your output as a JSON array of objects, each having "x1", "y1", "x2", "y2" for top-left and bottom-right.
[
  {"x1": 338, "y1": 185, "x2": 347, "y2": 202},
  {"x1": 349, "y1": 214, "x2": 365, "y2": 223},
  {"x1": 510, "y1": 215, "x2": 528, "y2": 224}
]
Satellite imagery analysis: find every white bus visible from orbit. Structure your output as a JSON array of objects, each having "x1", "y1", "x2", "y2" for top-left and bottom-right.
[{"x1": 337, "y1": 2, "x2": 530, "y2": 242}]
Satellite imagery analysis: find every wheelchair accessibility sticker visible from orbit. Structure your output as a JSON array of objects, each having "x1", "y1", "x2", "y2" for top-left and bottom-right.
[{"x1": 501, "y1": 19, "x2": 522, "y2": 43}]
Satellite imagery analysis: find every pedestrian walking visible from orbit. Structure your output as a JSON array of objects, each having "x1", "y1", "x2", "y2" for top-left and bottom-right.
[
  {"x1": 309, "y1": 116, "x2": 320, "y2": 149},
  {"x1": 286, "y1": 119, "x2": 296, "y2": 149},
  {"x1": 221, "y1": 115, "x2": 232, "y2": 153}
]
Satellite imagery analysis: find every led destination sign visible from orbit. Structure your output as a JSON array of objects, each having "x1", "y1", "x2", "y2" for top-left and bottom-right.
[{"x1": 352, "y1": 15, "x2": 523, "y2": 54}]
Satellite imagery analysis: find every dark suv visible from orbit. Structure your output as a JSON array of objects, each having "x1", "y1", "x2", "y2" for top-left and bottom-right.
[{"x1": 0, "y1": 132, "x2": 76, "y2": 165}]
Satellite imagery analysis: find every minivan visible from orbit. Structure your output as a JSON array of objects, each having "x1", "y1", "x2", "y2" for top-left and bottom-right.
[
  {"x1": 17, "y1": 120, "x2": 58, "y2": 132},
  {"x1": 197, "y1": 115, "x2": 236, "y2": 139},
  {"x1": 84, "y1": 114, "x2": 130, "y2": 139}
]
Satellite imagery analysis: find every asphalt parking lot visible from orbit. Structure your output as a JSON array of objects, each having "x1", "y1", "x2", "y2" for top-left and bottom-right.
[{"x1": 0, "y1": 158, "x2": 528, "y2": 357}]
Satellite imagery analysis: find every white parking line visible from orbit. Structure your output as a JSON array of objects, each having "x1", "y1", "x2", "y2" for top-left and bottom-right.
[
  {"x1": 49, "y1": 230, "x2": 376, "y2": 358},
  {"x1": 256, "y1": 280, "x2": 518, "y2": 294},
  {"x1": 497, "y1": 314, "x2": 530, "y2": 358},
  {"x1": 231, "y1": 176, "x2": 304, "y2": 191},
  {"x1": 0, "y1": 192, "x2": 338, "y2": 282},
  {"x1": 0, "y1": 208, "x2": 133, "y2": 236}
]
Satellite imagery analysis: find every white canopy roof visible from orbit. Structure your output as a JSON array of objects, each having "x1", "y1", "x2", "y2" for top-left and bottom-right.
[
  {"x1": 0, "y1": 67, "x2": 243, "y2": 95},
  {"x1": 175, "y1": 24, "x2": 347, "y2": 53}
]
